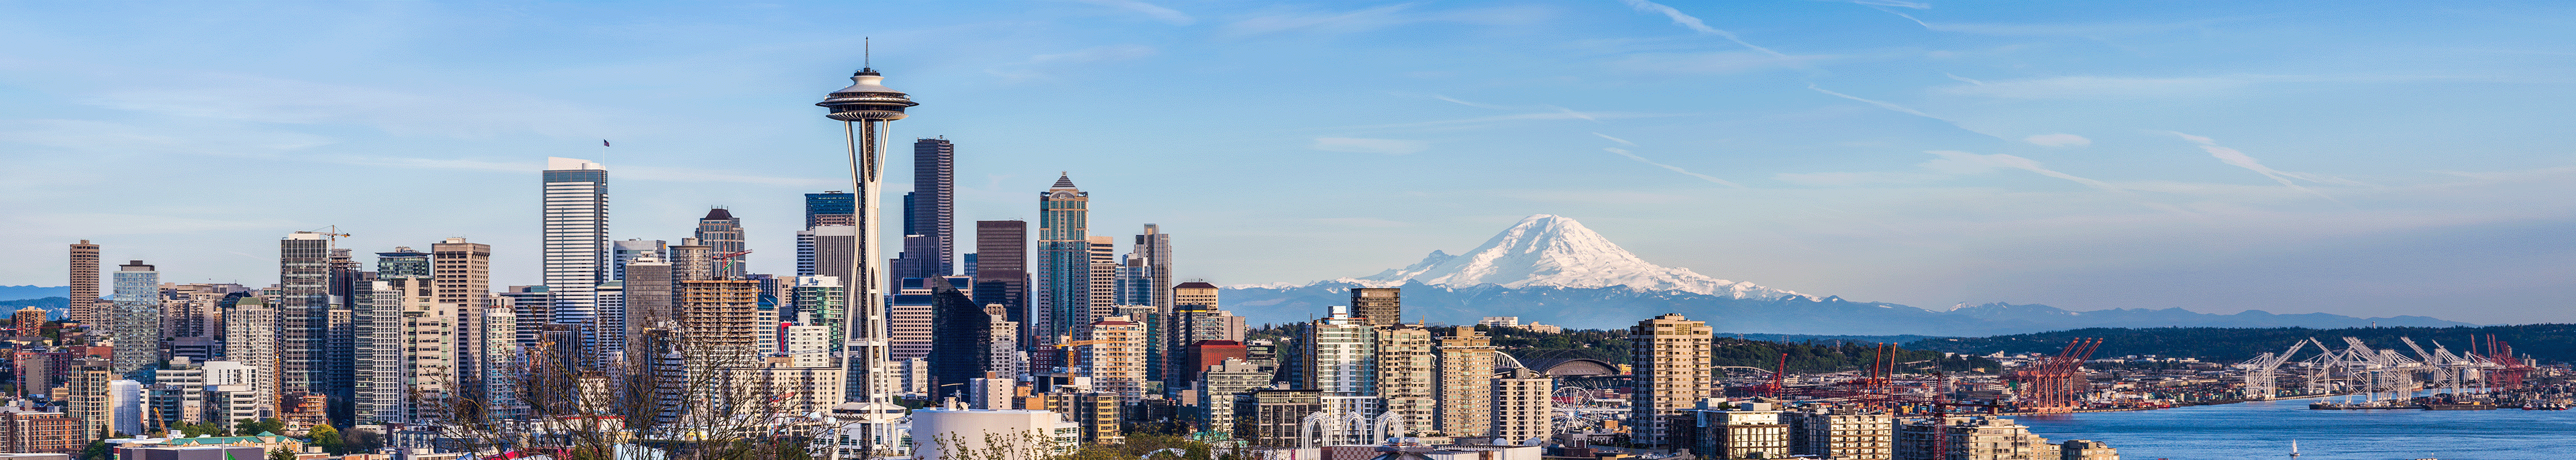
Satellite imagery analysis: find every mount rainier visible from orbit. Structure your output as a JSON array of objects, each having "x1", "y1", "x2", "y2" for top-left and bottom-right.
[{"x1": 1222, "y1": 214, "x2": 2468, "y2": 335}]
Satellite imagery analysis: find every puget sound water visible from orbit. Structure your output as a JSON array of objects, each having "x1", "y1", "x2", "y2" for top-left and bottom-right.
[{"x1": 2012, "y1": 397, "x2": 2574, "y2": 460}]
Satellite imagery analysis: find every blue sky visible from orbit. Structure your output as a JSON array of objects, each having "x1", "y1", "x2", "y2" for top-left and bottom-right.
[{"x1": 3, "y1": 1, "x2": 2571, "y2": 324}]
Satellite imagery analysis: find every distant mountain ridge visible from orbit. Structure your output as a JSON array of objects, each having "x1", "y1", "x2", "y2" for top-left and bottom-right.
[
  {"x1": 1224, "y1": 214, "x2": 2474, "y2": 335},
  {"x1": 0, "y1": 286, "x2": 68, "y2": 302}
]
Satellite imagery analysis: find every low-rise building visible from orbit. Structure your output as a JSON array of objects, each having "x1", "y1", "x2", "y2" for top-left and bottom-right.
[
  {"x1": 1896, "y1": 416, "x2": 2058, "y2": 460},
  {"x1": 1786, "y1": 408, "x2": 1890, "y2": 459},
  {"x1": 2057, "y1": 439, "x2": 2118, "y2": 460},
  {"x1": 1682, "y1": 400, "x2": 1787, "y2": 459}
]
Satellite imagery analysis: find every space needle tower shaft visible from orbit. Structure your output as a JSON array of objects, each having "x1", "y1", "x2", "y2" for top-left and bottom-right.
[{"x1": 816, "y1": 52, "x2": 918, "y2": 458}]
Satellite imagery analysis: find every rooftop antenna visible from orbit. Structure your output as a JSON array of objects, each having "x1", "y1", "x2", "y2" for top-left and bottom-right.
[{"x1": 864, "y1": 37, "x2": 872, "y2": 72}]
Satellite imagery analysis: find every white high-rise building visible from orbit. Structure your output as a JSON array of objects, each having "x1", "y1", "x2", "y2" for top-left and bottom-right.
[
  {"x1": 542, "y1": 157, "x2": 610, "y2": 348},
  {"x1": 109, "y1": 380, "x2": 143, "y2": 435}
]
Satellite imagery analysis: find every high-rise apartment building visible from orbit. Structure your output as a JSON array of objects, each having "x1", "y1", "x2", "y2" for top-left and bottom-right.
[
  {"x1": 541, "y1": 157, "x2": 610, "y2": 363},
  {"x1": 374, "y1": 247, "x2": 445, "y2": 422},
  {"x1": 68, "y1": 241, "x2": 99, "y2": 325},
  {"x1": 1350, "y1": 288, "x2": 1401, "y2": 327},
  {"x1": 1786, "y1": 409, "x2": 1892, "y2": 460},
  {"x1": 278, "y1": 232, "x2": 333, "y2": 398},
  {"x1": 1133, "y1": 225, "x2": 1172, "y2": 310},
  {"x1": 431, "y1": 238, "x2": 492, "y2": 408},
  {"x1": 1076, "y1": 316, "x2": 1147, "y2": 402},
  {"x1": 790, "y1": 276, "x2": 844, "y2": 351},
  {"x1": 1375, "y1": 324, "x2": 1436, "y2": 436},
  {"x1": 68, "y1": 357, "x2": 111, "y2": 436},
  {"x1": 221, "y1": 297, "x2": 278, "y2": 418},
  {"x1": 107, "y1": 261, "x2": 160, "y2": 382},
  {"x1": 696, "y1": 209, "x2": 746, "y2": 278},
  {"x1": 1303, "y1": 306, "x2": 1378, "y2": 396},
  {"x1": 1629, "y1": 314, "x2": 1715, "y2": 448},
  {"x1": 1491, "y1": 367, "x2": 1553, "y2": 442},
  {"x1": 1193, "y1": 357, "x2": 1271, "y2": 437},
  {"x1": 1434, "y1": 326, "x2": 1497, "y2": 437},
  {"x1": 678, "y1": 280, "x2": 763, "y2": 357},
  {"x1": 669, "y1": 240, "x2": 714, "y2": 284},
  {"x1": 1034, "y1": 176, "x2": 1091, "y2": 353},
  {"x1": 1087, "y1": 236, "x2": 1117, "y2": 325}
]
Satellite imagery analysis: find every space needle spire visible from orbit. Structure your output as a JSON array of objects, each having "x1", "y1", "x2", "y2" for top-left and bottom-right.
[{"x1": 817, "y1": 48, "x2": 918, "y2": 459}]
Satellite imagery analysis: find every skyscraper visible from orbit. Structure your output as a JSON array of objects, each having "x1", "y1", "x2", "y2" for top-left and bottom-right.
[
  {"x1": 1375, "y1": 324, "x2": 1435, "y2": 436},
  {"x1": 1087, "y1": 236, "x2": 1117, "y2": 324},
  {"x1": 1134, "y1": 225, "x2": 1172, "y2": 311},
  {"x1": 221, "y1": 297, "x2": 278, "y2": 418},
  {"x1": 895, "y1": 137, "x2": 956, "y2": 280},
  {"x1": 1434, "y1": 326, "x2": 1497, "y2": 437},
  {"x1": 1351, "y1": 288, "x2": 1401, "y2": 327},
  {"x1": 1630, "y1": 313, "x2": 1714, "y2": 448},
  {"x1": 1035, "y1": 176, "x2": 1091, "y2": 354},
  {"x1": 278, "y1": 232, "x2": 333, "y2": 398},
  {"x1": 696, "y1": 208, "x2": 745, "y2": 278},
  {"x1": 370, "y1": 247, "x2": 433, "y2": 424},
  {"x1": 619, "y1": 253, "x2": 674, "y2": 359},
  {"x1": 108, "y1": 261, "x2": 159, "y2": 382},
  {"x1": 612, "y1": 239, "x2": 667, "y2": 282},
  {"x1": 68, "y1": 241, "x2": 99, "y2": 325},
  {"x1": 814, "y1": 62, "x2": 916, "y2": 445},
  {"x1": 971, "y1": 221, "x2": 1028, "y2": 331},
  {"x1": 431, "y1": 237, "x2": 492, "y2": 408},
  {"x1": 541, "y1": 157, "x2": 610, "y2": 361},
  {"x1": 805, "y1": 191, "x2": 855, "y2": 229}
]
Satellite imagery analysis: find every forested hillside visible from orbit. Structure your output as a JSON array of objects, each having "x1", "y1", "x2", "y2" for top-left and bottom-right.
[{"x1": 1248, "y1": 324, "x2": 1996, "y2": 374}]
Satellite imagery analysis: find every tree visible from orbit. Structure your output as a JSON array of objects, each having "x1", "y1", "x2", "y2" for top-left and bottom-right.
[
  {"x1": 235, "y1": 418, "x2": 284, "y2": 436},
  {"x1": 307, "y1": 424, "x2": 344, "y2": 454},
  {"x1": 178, "y1": 421, "x2": 228, "y2": 437},
  {"x1": 266, "y1": 447, "x2": 298, "y2": 460}
]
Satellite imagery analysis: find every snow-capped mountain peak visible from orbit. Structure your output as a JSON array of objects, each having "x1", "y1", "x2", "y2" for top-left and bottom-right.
[{"x1": 1344, "y1": 214, "x2": 1806, "y2": 300}]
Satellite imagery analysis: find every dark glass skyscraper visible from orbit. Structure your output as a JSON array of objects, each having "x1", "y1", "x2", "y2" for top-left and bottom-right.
[
  {"x1": 903, "y1": 138, "x2": 955, "y2": 278},
  {"x1": 804, "y1": 191, "x2": 855, "y2": 228},
  {"x1": 972, "y1": 220, "x2": 1029, "y2": 328}
]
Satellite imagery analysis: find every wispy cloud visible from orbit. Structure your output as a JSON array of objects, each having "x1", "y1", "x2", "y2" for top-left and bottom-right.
[
  {"x1": 1604, "y1": 147, "x2": 1746, "y2": 188},
  {"x1": 987, "y1": 45, "x2": 1160, "y2": 81},
  {"x1": 1617, "y1": 0, "x2": 1789, "y2": 58},
  {"x1": 1071, "y1": 0, "x2": 1194, "y2": 25},
  {"x1": 1938, "y1": 76, "x2": 2249, "y2": 99},
  {"x1": 337, "y1": 156, "x2": 836, "y2": 187},
  {"x1": 1593, "y1": 132, "x2": 1638, "y2": 146},
  {"x1": 2023, "y1": 133, "x2": 2091, "y2": 147},
  {"x1": 85, "y1": 74, "x2": 608, "y2": 139},
  {"x1": 1805, "y1": 84, "x2": 2007, "y2": 140},
  {"x1": 1430, "y1": 95, "x2": 1514, "y2": 110},
  {"x1": 1607, "y1": 52, "x2": 1831, "y2": 75},
  {"x1": 1921, "y1": 150, "x2": 2122, "y2": 192},
  {"x1": 1311, "y1": 137, "x2": 1430, "y2": 155},
  {"x1": 2166, "y1": 131, "x2": 2363, "y2": 199},
  {"x1": 1334, "y1": 111, "x2": 1692, "y2": 131}
]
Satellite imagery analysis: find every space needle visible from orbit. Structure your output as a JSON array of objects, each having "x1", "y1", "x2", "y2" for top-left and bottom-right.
[{"x1": 817, "y1": 51, "x2": 916, "y2": 459}]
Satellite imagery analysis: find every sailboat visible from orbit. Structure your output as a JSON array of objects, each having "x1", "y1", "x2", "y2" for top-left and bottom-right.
[{"x1": 2290, "y1": 439, "x2": 2300, "y2": 458}]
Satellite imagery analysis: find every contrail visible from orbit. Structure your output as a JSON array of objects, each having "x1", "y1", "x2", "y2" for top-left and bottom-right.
[{"x1": 1605, "y1": 147, "x2": 1746, "y2": 188}]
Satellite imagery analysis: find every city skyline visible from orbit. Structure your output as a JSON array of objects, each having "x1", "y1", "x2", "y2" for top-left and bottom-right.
[{"x1": 3, "y1": 1, "x2": 2573, "y2": 324}]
